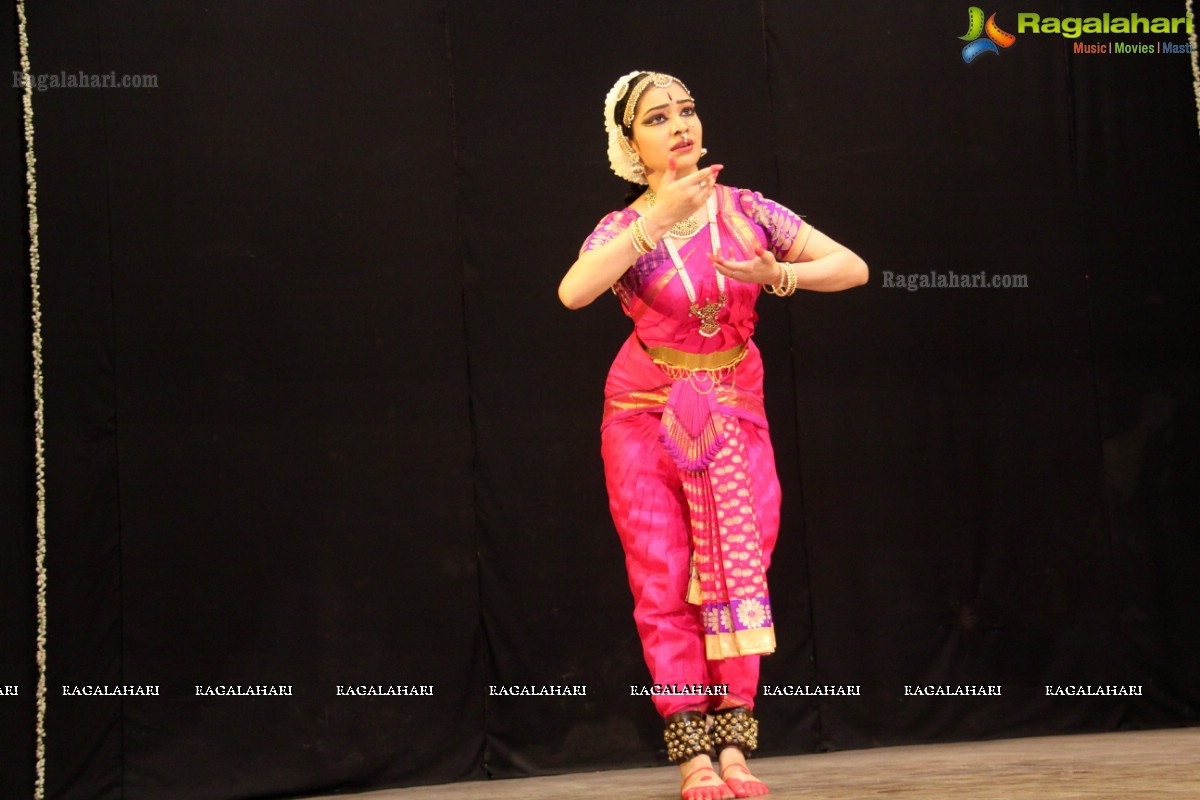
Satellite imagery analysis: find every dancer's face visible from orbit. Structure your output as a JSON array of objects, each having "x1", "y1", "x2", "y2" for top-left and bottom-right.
[{"x1": 628, "y1": 81, "x2": 703, "y2": 177}]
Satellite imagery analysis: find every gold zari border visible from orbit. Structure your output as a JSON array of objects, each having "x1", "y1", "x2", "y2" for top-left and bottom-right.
[
  {"x1": 705, "y1": 627, "x2": 777, "y2": 659},
  {"x1": 788, "y1": 223, "x2": 815, "y2": 263}
]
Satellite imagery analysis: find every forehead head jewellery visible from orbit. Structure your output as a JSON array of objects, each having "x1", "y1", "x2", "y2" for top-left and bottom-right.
[{"x1": 623, "y1": 72, "x2": 690, "y2": 128}]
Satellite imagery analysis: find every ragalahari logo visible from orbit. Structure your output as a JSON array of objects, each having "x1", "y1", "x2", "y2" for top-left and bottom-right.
[{"x1": 960, "y1": 7, "x2": 1017, "y2": 62}]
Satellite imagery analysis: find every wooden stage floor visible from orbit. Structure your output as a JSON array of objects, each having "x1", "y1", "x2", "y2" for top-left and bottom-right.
[{"x1": 300, "y1": 727, "x2": 1200, "y2": 800}]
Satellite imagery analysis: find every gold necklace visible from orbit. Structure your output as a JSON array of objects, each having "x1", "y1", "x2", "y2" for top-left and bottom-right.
[
  {"x1": 644, "y1": 190, "x2": 703, "y2": 238},
  {"x1": 663, "y1": 195, "x2": 725, "y2": 338}
]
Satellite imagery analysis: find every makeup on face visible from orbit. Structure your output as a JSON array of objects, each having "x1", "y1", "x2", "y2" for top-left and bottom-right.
[{"x1": 630, "y1": 85, "x2": 703, "y2": 176}]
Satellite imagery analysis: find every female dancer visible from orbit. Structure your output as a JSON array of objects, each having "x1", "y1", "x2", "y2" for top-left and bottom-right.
[{"x1": 559, "y1": 71, "x2": 867, "y2": 800}]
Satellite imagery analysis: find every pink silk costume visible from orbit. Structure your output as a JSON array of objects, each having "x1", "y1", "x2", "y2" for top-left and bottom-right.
[{"x1": 582, "y1": 185, "x2": 808, "y2": 718}]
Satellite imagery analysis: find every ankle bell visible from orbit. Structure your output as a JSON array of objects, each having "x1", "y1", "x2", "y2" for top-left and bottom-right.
[
  {"x1": 663, "y1": 711, "x2": 716, "y2": 763},
  {"x1": 711, "y1": 706, "x2": 759, "y2": 755}
]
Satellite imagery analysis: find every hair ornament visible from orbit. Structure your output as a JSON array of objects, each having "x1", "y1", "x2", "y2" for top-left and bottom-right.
[{"x1": 605, "y1": 70, "x2": 649, "y2": 184}]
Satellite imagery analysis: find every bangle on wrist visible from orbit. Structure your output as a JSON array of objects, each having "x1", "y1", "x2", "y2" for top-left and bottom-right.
[
  {"x1": 764, "y1": 261, "x2": 798, "y2": 297},
  {"x1": 629, "y1": 217, "x2": 657, "y2": 256}
]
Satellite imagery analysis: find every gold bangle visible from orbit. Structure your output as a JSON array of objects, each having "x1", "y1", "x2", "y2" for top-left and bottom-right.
[
  {"x1": 629, "y1": 232, "x2": 646, "y2": 256},
  {"x1": 768, "y1": 261, "x2": 787, "y2": 296},
  {"x1": 637, "y1": 217, "x2": 658, "y2": 252},
  {"x1": 631, "y1": 217, "x2": 658, "y2": 256},
  {"x1": 629, "y1": 220, "x2": 652, "y2": 256},
  {"x1": 765, "y1": 262, "x2": 798, "y2": 297},
  {"x1": 765, "y1": 261, "x2": 787, "y2": 295}
]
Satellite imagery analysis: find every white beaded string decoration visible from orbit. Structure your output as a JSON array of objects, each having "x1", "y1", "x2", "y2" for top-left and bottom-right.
[{"x1": 662, "y1": 195, "x2": 725, "y2": 337}]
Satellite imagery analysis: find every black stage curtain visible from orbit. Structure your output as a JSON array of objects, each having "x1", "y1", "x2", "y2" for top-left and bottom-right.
[{"x1": 4, "y1": 2, "x2": 1198, "y2": 798}]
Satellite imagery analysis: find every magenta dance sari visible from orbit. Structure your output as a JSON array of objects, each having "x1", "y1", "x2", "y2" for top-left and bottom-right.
[{"x1": 584, "y1": 185, "x2": 808, "y2": 675}]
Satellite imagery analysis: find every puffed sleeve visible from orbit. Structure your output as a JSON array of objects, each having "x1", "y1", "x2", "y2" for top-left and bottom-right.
[
  {"x1": 732, "y1": 188, "x2": 809, "y2": 261},
  {"x1": 580, "y1": 208, "x2": 637, "y2": 253}
]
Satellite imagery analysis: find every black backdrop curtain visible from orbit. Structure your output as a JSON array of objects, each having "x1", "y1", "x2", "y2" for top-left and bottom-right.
[{"x1": 3, "y1": 1, "x2": 1198, "y2": 798}]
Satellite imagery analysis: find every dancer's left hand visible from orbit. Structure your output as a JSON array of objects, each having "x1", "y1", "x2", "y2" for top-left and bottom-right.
[{"x1": 709, "y1": 246, "x2": 783, "y2": 286}]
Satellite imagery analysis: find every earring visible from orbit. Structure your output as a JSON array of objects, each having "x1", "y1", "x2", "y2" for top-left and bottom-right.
[
  {"x1": 620, "y1": 135, "x2": 644, "y2": 174},
  {"x1": 700, "y1": 147, "x2": 708, "y2": 157}
]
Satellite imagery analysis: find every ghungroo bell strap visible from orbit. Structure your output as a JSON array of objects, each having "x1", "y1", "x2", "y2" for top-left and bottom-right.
[
  {"x1": 711, "y1": 706, "x2": 759, "y2": 755},
  {"x1": 663, "y1": 711, "x2": 715, "y2": 763}
]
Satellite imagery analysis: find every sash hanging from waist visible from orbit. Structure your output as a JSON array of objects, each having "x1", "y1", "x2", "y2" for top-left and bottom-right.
[{"x1": 650, "y1": 344, "x2": 776, "y2": 660}]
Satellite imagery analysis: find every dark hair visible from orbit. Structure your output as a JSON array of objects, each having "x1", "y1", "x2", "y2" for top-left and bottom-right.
[
  {"x1": 614, "y1": 72, "x2": 649, "y2": 137},
  {"x1": 616, "y1": 73, "x2": 650, "y2": 206},
  {"x1": 622, "y1": 181, "x2": 644, "y2": 207}
]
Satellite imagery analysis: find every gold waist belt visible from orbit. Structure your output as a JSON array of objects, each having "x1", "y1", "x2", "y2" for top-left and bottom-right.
[{"x1": 640, "y1": 340, "x2": 748, "y2": 372}]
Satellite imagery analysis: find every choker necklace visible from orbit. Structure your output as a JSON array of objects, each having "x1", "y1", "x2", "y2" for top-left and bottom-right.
[
  {"x1": 645, "y1": 189, "x2": 702, "y2": 238},
  {"x1": 661, "y1": 194, "x2": 724, "y2": 338}
]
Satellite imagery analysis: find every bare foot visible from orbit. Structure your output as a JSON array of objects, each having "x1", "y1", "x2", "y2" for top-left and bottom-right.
[
  {"x1": 679, "y1": 754, "x2": 735, "y2": 800},
  {"x1": 719, "y1": 749, "x2": 769, "y2": 797}
]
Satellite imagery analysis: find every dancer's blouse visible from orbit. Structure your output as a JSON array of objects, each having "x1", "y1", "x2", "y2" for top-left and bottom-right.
[
  {"x1": 581, "y1": 185, "x2": 809, "y2": 430},
  {"x1": 581, "y1": 185, "x2": 807, "y2": 354}
]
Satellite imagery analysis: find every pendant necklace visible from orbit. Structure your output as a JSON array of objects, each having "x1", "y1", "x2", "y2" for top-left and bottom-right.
[
  {"x1": 645, "y1": 189, "x2": 703, "y2": 238},
  {"x1": 651, "y1": 193, "x2": 724, "y2": 338}
]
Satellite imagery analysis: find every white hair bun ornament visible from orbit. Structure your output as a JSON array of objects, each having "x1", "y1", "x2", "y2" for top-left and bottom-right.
[{"x1": 604, "y1": 70, "x2": 650, "y2": 184}]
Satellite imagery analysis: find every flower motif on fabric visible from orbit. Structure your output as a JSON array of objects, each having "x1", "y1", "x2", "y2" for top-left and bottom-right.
[
  {"x1": 704, "y1": 606, "x2": 722, "y2": 633},
  {"x1": 736, "y1": 598, "x2": 768, "y2": 630}
]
